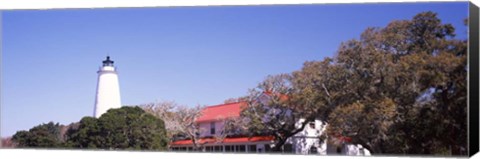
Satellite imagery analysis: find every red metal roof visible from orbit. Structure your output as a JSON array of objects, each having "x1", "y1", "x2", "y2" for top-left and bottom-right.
[
  {"x1": 339, "y1": 136, "x2": 352, "y2": 143},
  {"x1": 195, "y1": 102, "x2": 245, "y2": 123},
  {"x1": 195, "y1": 92, "x2": 286, "y2": 123},
  {"x1": 331, "y1": 134, "x2": 353, "y2": 143},
  {"x1": 171, "y1": 136, "x2": 274, "y2": 146},
  {"x1": 263, "y1": 91, "x2": 289, "y2": 101}
]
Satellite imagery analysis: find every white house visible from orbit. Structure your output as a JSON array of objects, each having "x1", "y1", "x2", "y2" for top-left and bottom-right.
[
  {"x1": 170, "y1": 102, "x2": 274, "y2": 153},
  {"x1": 170, "y1": 93, "x2": 371, "y2": 156}
]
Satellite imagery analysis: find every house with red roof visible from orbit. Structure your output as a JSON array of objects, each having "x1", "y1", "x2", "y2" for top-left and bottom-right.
[
  {"x1": 170, "y1": 102, "x2": 275, "y2": 153},
  {"x1": 169, "y1": 95, "x2": 371, "y2": 156}
]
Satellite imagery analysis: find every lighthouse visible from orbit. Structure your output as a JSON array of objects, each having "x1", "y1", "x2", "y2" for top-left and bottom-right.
[{"x1": 93, "y1": 56, "x2": 122, "y2": 118}]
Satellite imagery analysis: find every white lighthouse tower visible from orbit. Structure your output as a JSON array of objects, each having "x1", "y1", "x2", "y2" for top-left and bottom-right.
[{"x1": 94, "y1": 56, "x2": 122, "y2": 118}]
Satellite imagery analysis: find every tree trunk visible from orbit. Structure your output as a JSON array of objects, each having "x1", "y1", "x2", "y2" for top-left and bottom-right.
[
  {"x1": 272, "y1": 137, "x2": 287, "y2": 152},
  {"x1": 270, "y1": 119, "x2": 314, "y2": 152}
]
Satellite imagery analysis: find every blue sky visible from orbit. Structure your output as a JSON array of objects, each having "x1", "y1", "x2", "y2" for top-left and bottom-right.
[{"x1": 1, "y1": 2, "x2": 468, "y2": 137}]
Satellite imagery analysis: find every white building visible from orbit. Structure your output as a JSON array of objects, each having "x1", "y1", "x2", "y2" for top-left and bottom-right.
[
  {"x1": 170, "y1": 102, "x2": 274, "y2": 153},
  {"x1": 170, "y1": 93, "x2": 371, "y2": 156},
  {"x1": 93, "y1": 56, "x2": 122, "y2": 118}
]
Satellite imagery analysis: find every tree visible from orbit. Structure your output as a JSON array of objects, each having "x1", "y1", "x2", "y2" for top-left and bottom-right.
[
  {"x1": 223, "y1": 97, "x2": 248, "y2": 104},
  {"x1": 142, "y1": 102, "x2": 207, "y2": 151},
  {"x1": 315, "y1": 11, "x2": 466, "y2": 155},
  {"x1": 11, "y1": 122, "x2": 63, "y2": 148},
  {"x1": 213, "y1": 116, "x2": 247, "y2": 143},
  {"x1": 64, "y1": 117, "x2": 102, "y2": 148},
  {"x1": 65, "y1": 106, "x2": 168, "y2": 150},
  {"x1": 1, "y1": 137, "x2": 15, "y2": 148},
  {"x1": 241, "y1": 74, "x2": 320, "y2": 152},
  {"x1": 142, "y1": 101, "x2": 185, "y2": 145},
  {"x1": 144, "y1": 101, "x2": 248, "y2": 151},
  {"x1": 318, "y1": 38, "x2": 400, "y2": 153},
  {"x1": 173, "y1": 105, "x2": 209, "y2": 151},
  {"x1": 327, "y1": 98, "x2": 397, "y2": 153}
]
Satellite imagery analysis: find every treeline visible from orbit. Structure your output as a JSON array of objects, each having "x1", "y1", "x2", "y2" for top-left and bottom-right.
[{"x1": 11, "y1": 107, "x2": 168, "y2": 150}]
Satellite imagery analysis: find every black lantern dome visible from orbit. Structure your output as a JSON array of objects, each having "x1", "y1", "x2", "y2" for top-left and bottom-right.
[{"x1": 102, "y1": 56, "x2": 114, "y2": 66}]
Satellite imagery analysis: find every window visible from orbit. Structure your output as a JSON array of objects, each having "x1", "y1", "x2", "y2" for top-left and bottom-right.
[
  {"x1": 309, "y1": 146, "x2": 318, "y2": 154},
  {"x1": 283, "y1": 144, "x2": 293, "y2": 153},
  {"x1": 237, "y1": 145, "x2": 246, "y2": 152},
  {"x1": 206, "y1": 146, "x2": 213, "y2": 152},
  {"x1": 249, "y1": 145, "x2": 257, "y2": 153},
  {"x1": 210, "y1": 122, "x2": 216, "y2": 135},
  {"x1": 265, "y1": 144, "x2": 271, "y2": 152},
  {"x1": 214, "y1": 146, "x2": 222, "y2": 152},
  {"x1": 225, "y1": 145, "x2": 233, "y2": 152},
  {"x1": 309, "y1": 122, "x2": 315, "y2": 129}
]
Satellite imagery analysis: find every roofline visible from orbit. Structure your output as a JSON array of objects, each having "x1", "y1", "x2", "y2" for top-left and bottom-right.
[
  {"x1": 196, "y1": 116, "x2": 240, "y2": 123},
  {"x1": 170, "y1": 135, "x2": 275, "y2": 146},
  {"x1": 203, "y1": 101, "x2": 246, "y2": 108}
]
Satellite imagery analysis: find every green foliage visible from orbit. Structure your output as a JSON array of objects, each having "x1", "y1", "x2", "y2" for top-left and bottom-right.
[
  {"x1": 241, "y1": 74, "x2": 320, "y2": 151},
  {"x1": 63, "y1": 117, "x2": 101, "y2": 148},
  {"x1": 241, "y1": 11, "x2": 466, "y2": 155},
  {"x1": 12, "y1": 107, "x2": 168, "y2": 150},
  {"x1": 12, "y1": 122, "x2": 63, "y2": 148},
  {"x1": 65, "y1": 106, "x2": 168, "y2": 150},
  {"x1": 328, "y1": 98, "x2": 397, "y2": 153},
  {"x1": 308, "y1": 11, "x2": 466, "y2": 155}
]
